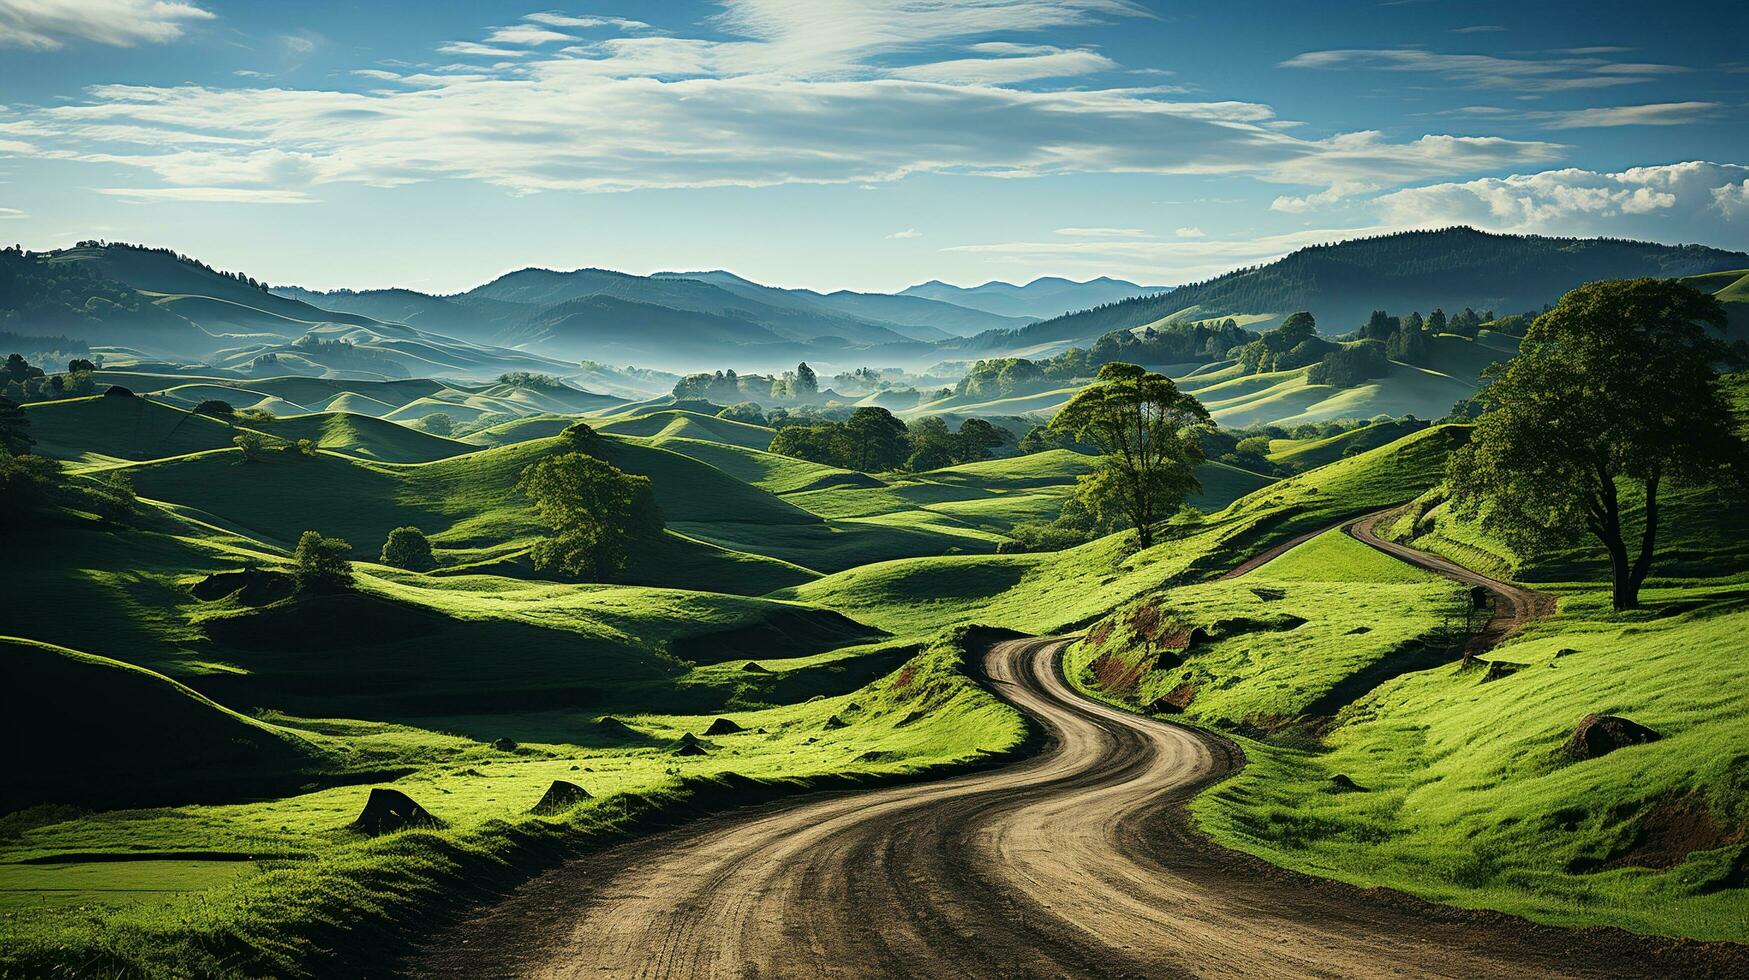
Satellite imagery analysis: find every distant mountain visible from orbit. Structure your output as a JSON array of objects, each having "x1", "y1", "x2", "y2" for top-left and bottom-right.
[
  {"x1": 899, "y1": 276, "x2": 1168, "y2": 319},
  {"x1": 951, "y1": 228, "x2": 1749, "y2": 355},
  {"x1": 653, "y1": 270, "x2": 1032, "y2": 339}
]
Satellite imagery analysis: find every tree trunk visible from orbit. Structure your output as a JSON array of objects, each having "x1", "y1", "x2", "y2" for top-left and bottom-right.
[{"x1": 1590, "y1": 465, "x2": 1637, "y2": 612}]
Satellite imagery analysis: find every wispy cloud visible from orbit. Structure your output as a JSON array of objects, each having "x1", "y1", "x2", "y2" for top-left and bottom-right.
[
  {"x1": 1451, "y1": 25, "x2": 1507, "y2": 34},
  {"x1": 1539, "y1": 100, "x2": 1720, "y2": 129},
  {"x1": 96, "y1": 186, "x2": 314, "y2": 204},
  {"x1": 1280, "y1": 47, "x2": 1686, "y2": 92},
  {"x1": 0, "y1": 0, "x2": 213, "y2": 50},
  {"x1": 0, "y1": 206, "x2": 26, "y2": 219},
  {"x1": 485, "y1": 24, "x2": 574, "y2": 46},
  {"x1": 1174, "y1": 226, "x2": 1205, "y2": 238},
  {"x1": 524, "y1": 12, "x2": 651, "y2": 32},
  {"x1": 942, "y1": 226, "x2": 1391, "y2": 281},
  {"x1": 886, "y1": 228, "x2": 921, "y2": 239},
  {"x1": 1054, "y1": 227, "x2": 1150, "y2": 238}
]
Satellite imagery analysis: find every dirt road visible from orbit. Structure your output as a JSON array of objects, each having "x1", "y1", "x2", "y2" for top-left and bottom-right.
[{"x1": 409, "y1": 523, "x2": 1737, "y2": 979}]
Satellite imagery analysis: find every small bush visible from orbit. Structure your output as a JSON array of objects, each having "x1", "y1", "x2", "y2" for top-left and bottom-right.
[{"x1": 380, "y1": 527, "x2": 436, "y2": 572}]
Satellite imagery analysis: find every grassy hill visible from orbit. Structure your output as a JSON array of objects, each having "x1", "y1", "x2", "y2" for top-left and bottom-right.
[
  {"x1": 953, "y1": 228, "x2": 1749, "y2": 355},
  {"x1": 0, "y1": 636, "x2": 336, "y2": 812}
]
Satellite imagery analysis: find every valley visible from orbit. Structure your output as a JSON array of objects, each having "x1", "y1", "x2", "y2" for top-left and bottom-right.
[{"x1": 3, "y1": 231, "x2": 1747, "y2": 978}]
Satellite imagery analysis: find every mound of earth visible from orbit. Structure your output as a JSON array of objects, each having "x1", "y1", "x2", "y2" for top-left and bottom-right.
[
  {"x1": 530, "y1": 780, "x2": 592, "y2": 815},
  {"x1": 190, "y1": 567, "x2": 294, "y2": 606},
  {"x1": 350, "y1": 787, "x2": 444, "y2": 836},
  {"x1": 669, "y1": 608, "x2": 885, "y2": 665},
  {"x1": 594, "y1": 716, "x2": 640, "y2": 738},
  {"x1": 200, "y1": 591, "x2": 445, "y2": 651},
  {"x1": 823, "y1": 715, "x2": 849, "y2": 730},
  {"x1": 742, "y1": 662, "x2": 771, "y2": 673},
  {"x1": 674, "y1": 742, "x2": 709, "y2": 757},
  {"x1": 1564, "y1": 714, "x2": 1661, "y2": 760},
  {"x1": 704, "y1": 718, "x2": 745, "y2": 736},
  {"x1": 1144, "y1": 683, "x2": 1198, "y2": 715}
]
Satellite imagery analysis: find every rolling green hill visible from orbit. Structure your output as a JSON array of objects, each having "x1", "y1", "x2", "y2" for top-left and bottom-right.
[{"x1": 0, "y1": 636, "x2": 335, "y2": 812}]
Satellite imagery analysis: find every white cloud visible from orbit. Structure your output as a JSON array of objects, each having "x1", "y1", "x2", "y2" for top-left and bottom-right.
[
  {"x1": 1710, "y1": 180, "x2": 1749, "y2": 219},
  {"x1": 886, "y1": 228, "x2": 921, "y2": 239},
  {"x1": 1174, "y1": 226, "x2": 1205, "y2": 238},
  {"x1": 890, "y1": 47, "x2": 1116, "y2": 84},
  {"x1": 438, "y1": 40, "x2": 527, "y2": 58},
  {"x1": 0, "y1": 206, "x2": 26, "y2": 219},
  {"x1": 0, "y1": 0, "x2": 212, "y2": 49},
  {"x1": 1280, "y1": 47, "x2": 1687, "y2": 92},
  {"x1": 1540, "y1": 101, "x2": 1719, "y2": 129},
  {"x1": 1055, "y1": 227, "x2": 1150, "y2": 238},
  {"x1": 1375, "y1": 161, "x2": 1749, "y2": 240},
  {"x1": 7, "y1": 1, "x2": 1563, "y2": 206},
  {"x1": 486, "y1": 24, "x2": 574, "y2": 46},
  {"x1": 524, "y1": 12, "x2": 650, "y2": 31},
  {"x1": 97, "y1": 186, "x2": 314, "y2": 203},
  {"x1": 282, "y1": 34, "x2": 316, "y2": 56}
]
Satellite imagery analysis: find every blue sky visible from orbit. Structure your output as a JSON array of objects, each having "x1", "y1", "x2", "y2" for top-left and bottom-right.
[{"x1": 1, "y1": 0, "x2": 1745, "y2": 293}]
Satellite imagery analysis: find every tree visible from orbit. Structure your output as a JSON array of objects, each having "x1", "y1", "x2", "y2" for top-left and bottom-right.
[
  {"x1": 1017, "y1": 424, "x2": 1070, "y2": 455},
  {"x1": 418, "y1": 412, "x2": 454, "y2": 436},
  {"x1": 380, "y1": 526, "x2": 436, "y2": 571},
  {"x1": 793, "y1": 362, "x2": 818, "y2": 398},
  {"x1": 719, "y1": 402, "x2": 767, "y2": 426},
  {"x1": 955, "y1": 418, "x2": 1007, "y2": 463},
  {"x1": 1447, "y1": 279, "x2": 1746, "y2": 610},
  {"x1": 517, "y1": 452, "x2": 663, "y2": 580},
  {"x1": 292, "y1": 531, "x2": 354, "y2": 593},
  {"x1": 905, "y1": 416, "x2": 958, "y2": 471},
  {"x1": 68, "y1": 358, "x2": 97, "y2": 374},
  {"x1": 194, "y1": 399, "x2": 235, "y2": 419},
  {"x1": 1048, "y1": 362, "x2": 1212, "y2": 548},
  {"x1": 841, "y1": 407, "x2": 909, "y2": 472},
  {"x1": 233, "y1": 431, "x2": 269, "y2": 462},
  {"x1": 1426, "y1": 308, "x2": 1448, "y2": 334},
  {"x1": 295, "y1": 437, "x2": 319, "y2": 457},
  {"x1": 559, "y1": 420, "x2": 599, "y2": 450},
  {"x1": 0, "y1": 395, "x2": 30, "y2": 455}
]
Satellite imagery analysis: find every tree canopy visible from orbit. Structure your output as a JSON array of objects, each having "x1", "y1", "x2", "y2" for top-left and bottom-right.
[
  {"x1": 517, "y1": 452, "x2": 663, "y2": 580},
  {"x1": 1048, "y1": 362, "x2": 1212, "y2": 548},
  {"x1": 380, "y1": 527, "x2": 436, "y2": 571},
  {"x1": 292, "y1": 531, "x2": 354, "y2": 594},
  {"x1": 1447, "y1": 278, "x2": 1746, "y2": 610}
]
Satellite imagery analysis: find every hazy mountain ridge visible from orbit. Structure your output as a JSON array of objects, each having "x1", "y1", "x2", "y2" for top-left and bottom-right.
[
  {"x1": 954, "y1": 228, "x2": 1749, "y2": 355},
  {"x1": 899, "y1": 275, "x2": 1168, "y2": 319}
]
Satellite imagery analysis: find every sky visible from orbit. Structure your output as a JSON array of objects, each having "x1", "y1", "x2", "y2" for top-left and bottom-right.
[{"x1": 1, "y1": 0, "x2": 1746, "y2": 294}]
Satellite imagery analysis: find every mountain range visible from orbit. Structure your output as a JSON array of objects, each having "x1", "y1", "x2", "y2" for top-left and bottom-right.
[{"x1": 4, "y1": 229, "x2": 1745, "y2": 383}]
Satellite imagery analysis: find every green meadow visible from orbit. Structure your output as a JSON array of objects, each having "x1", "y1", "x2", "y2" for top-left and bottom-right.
[{"x1": 3, "y1": 359, "x2": 1746, "y2": 976}]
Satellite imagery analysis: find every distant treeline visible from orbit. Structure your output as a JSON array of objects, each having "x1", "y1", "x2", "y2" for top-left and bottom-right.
[{"x1": 958, "y1": 319, "x2": 1259, "y2": 401}]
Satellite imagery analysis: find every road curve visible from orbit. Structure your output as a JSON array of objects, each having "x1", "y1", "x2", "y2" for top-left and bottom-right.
[{"x1": 410, "y1": 642, "x2": 1740, "y2": 976}]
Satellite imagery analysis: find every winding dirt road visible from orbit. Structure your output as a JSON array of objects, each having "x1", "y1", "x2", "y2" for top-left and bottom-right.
[{"x1": 409, "y1": 521, "x2": 1740, "y2": 979}]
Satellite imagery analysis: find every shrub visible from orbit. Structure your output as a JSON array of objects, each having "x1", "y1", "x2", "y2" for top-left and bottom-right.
[
  {"x1": 194, "y1": 400, "x2": 235, "y2": 419},
  {"x1": 417, "y1": 412, "x2": 454, "y2": 436},
  {"x1": 233, "y1": 431, "x2": 269, "y2": 462},
  {"x1": 379, "y1": 527, "x2": 436, "y2": 572}
]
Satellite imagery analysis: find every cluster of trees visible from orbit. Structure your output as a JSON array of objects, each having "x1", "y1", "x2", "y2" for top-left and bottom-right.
[
  {"x1": 1232, "y1": 313, "x2": 1334, "y2": 374},
  {"x1": 1350, "y1": 306, "x2": 1512, "y2": 366},
  {"x1": 768, "y1": 407, "x2": 1010, "y2": 473},
  {"x1": 3, "y1": 353, "x2": 98, "y2": 403},
  {"x1": 673, "y1": 362, "x2": 819, "y2": 404},
  {"x1": 72, "y1": 240, "x2": 273, "y2": 293},
  {"x1": 495, "y1": 372, "x2": 566, "y2": 390},
  {"x1": 0, "y1": 246, "x2": 178, "y2": 334},
  {"x1": 287, "y1": 334, "x2": 409, "y2": 376},
  {"x1": 1306, "y1": 339, "x2": 1388, "y2": 387},
  {"x1": 957, "y1": 320, "x2": 1259, "y2": 402}
]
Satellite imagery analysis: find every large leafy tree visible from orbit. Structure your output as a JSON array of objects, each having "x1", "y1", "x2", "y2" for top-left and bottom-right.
[
  {"x1": 1448, "y1": 278, "x2": 1745, "y2": 610},
  {"x1": 841, "y1": 407, "x2": 909, "y2": 473},
  {"x1": 292, "y1": 531, "x2": 354, "y2": 594},
  {"x1": 1048, "y1": 362, "x2": 1212, "y2": 548},
  {"x1": 517, "y1": 452, "x2": 663, "y2": 580},
  {"x1": 0, "y1": 395, "x2": 31, "y2": 455}
]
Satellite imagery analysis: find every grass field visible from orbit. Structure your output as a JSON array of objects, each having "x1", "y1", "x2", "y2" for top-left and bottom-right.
[{"x1": 6, "y1": 352, "x2": 1747, "y2": 975}]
